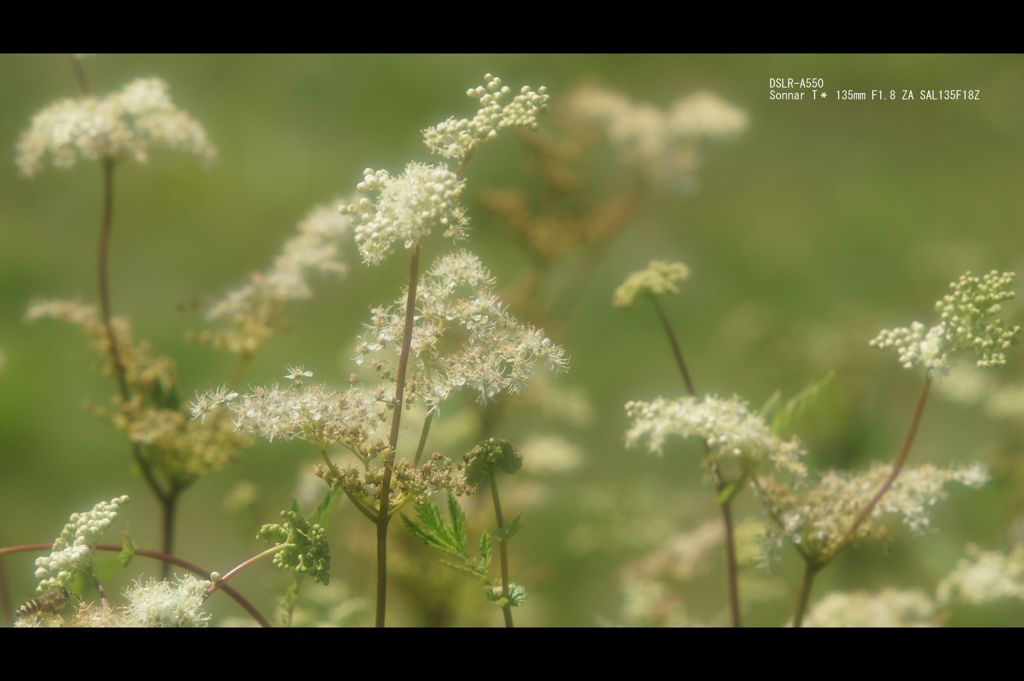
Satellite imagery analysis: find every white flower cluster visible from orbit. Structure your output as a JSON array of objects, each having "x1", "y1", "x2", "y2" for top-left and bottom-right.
[
  {"x1": 121, "y1": 575, "x2": 212, "y2": 627},
  {"x1": 763, "y1": 463, "x2": 988, "y2": 558},
  {"x1": 34, "y1": 496, "x2": 129, "y2": 591},
  {"x1": 355, "y1": 250, "x2": 569, "y2": 411},
  {"x1": 342, "y1": 163, "x2": 467, "y2": 266},
  {"x1": 801, "y1": 589, "x2": 936, "y2": 627},
  {"x1": 16, "y1": 78, "x2": 215, "y2": 177},
  {"x1": 936, "y1": 543, "x2": 1024, "y2": 606},
  {"x1": 192, "y1": 370, "x2": 388, "y2": 450},
  {"x1": 624, "y1": 395, "x2": 807, "y2": 477},
  {"x1": 871, "y1": 271, "x2": 1019, "y2": 374},
  {"x1": 568, "y1": 85, "x2": 747, "y2": 185},
  {"x1": 613, "y1": 260, "x2": 690, "y2": 309},
  {"x1": 422, "y1": 73, "x2": 550, "y2": 161},
  {"x1": 203, "y1": 199, "x2": 352, "y2": 353}
]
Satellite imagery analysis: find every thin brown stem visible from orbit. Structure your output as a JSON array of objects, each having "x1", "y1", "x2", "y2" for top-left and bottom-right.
[
  {"x1": 489, "y1": 470, "x2": 514, "y2": 628},
  {"x1": 159, "y1": 489, "x2": 179, "y2": 579},
  {"x1": 827, "y1": 376, "x2": 932, "y2": 562},
  {"x1": 376, "y1": 244, "x2": 422, "y2": 628},
  {"x1": 68, "y1": 54, "x2": 91, "y2": 96},
  {"x1": 205, "y1": 544, "x2": 291, "y2": 599},
  {"x1": 412, "y1": 412, "x2": 434, "y2": 467},
  {"x1": 792, "y1": 561, "x2": 819, "y2": 628},
  {"x1": 647, "y1": 294, "x2": 742, "y2": 627},
  {"x1": 90, "y1": 571, "x2": 112, "y2": 610},
  {"x1": 0, "y1": 543, "x2": 270, "y2": 627}
]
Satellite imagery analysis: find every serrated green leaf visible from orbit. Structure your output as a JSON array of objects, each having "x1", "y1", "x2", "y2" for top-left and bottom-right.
[
  {"x1": 117, "y1": 534, "x2": 136, "y2": 568},
  {"x1": 478, "y1": 532, "x2": 492, "y2": 573},
  {"x1": 448, "y1": 493, "x2": 467, "y2": 549},
  {"x1": 312, "y1": 488, "x2": 342, "y2": 527},
  {"x1": 771, "y1": 371, "x2": 835, "y2": 434},
  {"x1": 440, "y1": 559, "x2": 487, "y2": 581},
  {"x1": 401, "y1": 513, "x2": 444, "y2": 550},
  {"x1": 494, "y1": 515, "x2": 521, "y2": 543}
]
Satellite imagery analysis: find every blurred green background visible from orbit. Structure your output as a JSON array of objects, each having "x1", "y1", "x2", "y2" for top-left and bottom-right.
[{"x1": 2, "y1": 54, "x2": 1023, "y2": 626}]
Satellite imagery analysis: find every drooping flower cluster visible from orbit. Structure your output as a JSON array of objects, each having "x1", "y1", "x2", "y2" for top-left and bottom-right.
[
  {"x1": 423, "y1": 73, "x2": 550, "y2": 161},
  {"x1": 801, "y1": 589, "x2": 937, "y2": 627},
  {"x1": 199, "y1": 200, "x2": 352, "y2": 354},
  {"x1": 342, "y1": 163, "x2": 467, "y2": 266},
  {"x1": 568, "y1": 85, "x2": 747, "y2": 186},
  {"x1": 34, "y1": 496, "x2": 129, "y2": 591},
  {"x1": 16, "y1": 78, "x2": 215, "y2": 177},
  {"x1": 624, "y1": 395, "x2": 807, "y2": 477},
  {"x1": 613, "y1": 260, "x2": 691, "y2": 309},
  {"x1": 355, "y1": 250, "x2": 569, "y2": 411},
  {"x1": 870, "y1": 271, "x2": 1019, "y2": 375},
  {"x1": 192, "y1": 370, "x2": 389, "y2": 452},
  {"x1": 757, "y1": 463, "x2": 989, "y2": 560},
  {"x1": 936, "y1": 543, "x2": 1024, "y2": 606}
]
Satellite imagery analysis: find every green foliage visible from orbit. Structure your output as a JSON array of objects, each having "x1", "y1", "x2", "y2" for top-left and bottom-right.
[
  {"x1": 487, "y1": 582, "x2": 527, "y2": 609},
  {"x1": 766, "y1": 371, "x2": 835, "y2": 434},
  {"x1": 464, "y1": 438, "x2": 522, "y2": 486},
  {"x1": 117, "y1": 533, "x2": 136, "y2": 568},
  {"x1": 402, "y1": 493, "x2": 491, "y2": 580},
  {"x1": 493, "y1": 514, "x2": 521, "y2": 543},
  {"x1": 258, "y1": 507, "x2": 331, "y2": 585}
]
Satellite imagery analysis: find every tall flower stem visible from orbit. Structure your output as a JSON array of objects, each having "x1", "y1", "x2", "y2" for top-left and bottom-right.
[
  {"x1": 790, "y1": 376, "x2": 932, "y2": 627},
  {"x1": 375, "y1": 244, "x2": 422, "y2": 628},
  {"x1": 791, "y1": 561, "x2": 820, "y2": 628},
  {"x1": 70, "y1": 58, "x2": 177, "y2": 580},
  {"x1": 648, "y1": 293, "x2": 742, "y2": 628},
  {"x1": 489, "y1": 470, "x2": 515, "y2": 628},
  {"x1": 0, "y1": 542, "x2": 270, "y2": 627}
]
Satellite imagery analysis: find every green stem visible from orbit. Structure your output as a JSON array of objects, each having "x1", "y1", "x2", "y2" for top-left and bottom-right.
[
  {"x1": 205, "y1": 543, "x2": 293, "y2": 599},
  {"x1": 792, "y1": 561, "x2": 819, "y2": 628},
  {"x1": 413, "y1": 412, "x2": 434, "y2": 467},
  {"x1": 489, "y1": 470, "x2": 514, "y2": 628},
  {"x1": 647, "y1": 293, "x2": 742, "y2": 627},
  {"x1": 376, "y1": 244, "x2": 422, "y2": 628}
]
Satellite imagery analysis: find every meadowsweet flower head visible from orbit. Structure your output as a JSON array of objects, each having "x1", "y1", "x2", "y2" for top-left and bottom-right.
[
  {"x1": 356, "y1": 250, "x2": 568, "y2": 410},
  {"x1": 341, "y1": 163, "x2": 467, "y2": 266},
  {"x1": 122, "y1": 575, "x2": 211, "y2": 627},
  {"x1": 936, "y1": 544, "x2": 1024, "y2": 606},
  {"x1": 193, "y1": 375, "x2": 388, "y2": 451},
  {"x1": 613, "y1": 260, "x2": 690, "y2": 309},
  {"x1": 801, "y1": 589, "x2": 936, "y2": 627},
  {"x1": 423, "y1": 74, "x2": 550, "y2": 161},
  {"x1": 758, "y1": 463, "x2": 989, "y2": 559},
  {"x1": 624, "y1": 395, "x2": 807, "y2": 477},
  {"x1": 34, "y1": 496, "x2": 129, "y2": 591},
  {"x1": 568, "y1": 85, "x2": 746, "y2": 187},
  {"x1": 16, "y1": 78, "x2": 215, "y2": 177},
  {"x1": 200, "y1": 199, "x2": 352, "y2": 354},
  {"x1": 870, "y1": 271, "x2": 1020, "y2": 375},
  {"x1": 464, "y1": 438, "x2": 522, "y2": 486}
]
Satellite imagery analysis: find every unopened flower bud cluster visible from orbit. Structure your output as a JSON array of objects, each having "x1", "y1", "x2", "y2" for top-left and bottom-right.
[
  {"x1": 34, "y1": 496, "x2": 129, "y2": 591},
  {"x1": 423, "y1": 74, "x2": 550, "y2": 161},
  {"x1": 613, "y1": 260, "x2": 691, "y2": 309},
  {"x1": 871, "y1": 270, "x2": 1020, "y2": 374}
]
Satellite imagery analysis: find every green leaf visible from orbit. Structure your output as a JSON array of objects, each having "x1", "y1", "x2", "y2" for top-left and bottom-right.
[
  {"x1": 771, "y1": 371, "x2": 835, "y2": 434},
  {"x1": 312, "y1": 488, "x2": 342, "y2": 527},
  {"x1": 117, "y1": 533, "x2": 136, "y2": 568},
  {"x1": 716, "y1": 482, "x2": 739, "y2": 505},
  {"x1": 494, "y1": 515, "x2": 521, "y2": 543},
  {"x1": 448, "y1": 493, "x2": 467, "y2": 547},
  {"x1": 440, "y1": 560, "x2": 487, "y2": 581},
  {"x1": 478, "y1": 532, "x2": 492, "y2": 574},
  {"x1": 401, "y1": 513, "x2": 444, "y2": 550}
]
